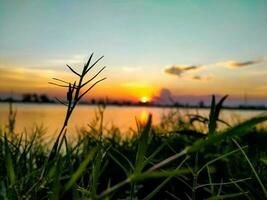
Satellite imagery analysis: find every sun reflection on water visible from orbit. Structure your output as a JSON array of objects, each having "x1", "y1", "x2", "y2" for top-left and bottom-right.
[{"x1": 140, "y1": 110, "x2": 149, "y2": 125}]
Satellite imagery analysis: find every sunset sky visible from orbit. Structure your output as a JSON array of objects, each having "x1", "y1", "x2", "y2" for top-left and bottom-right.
[{"x1": 0, "y1": 0, "x2": 267, "y2": 105}]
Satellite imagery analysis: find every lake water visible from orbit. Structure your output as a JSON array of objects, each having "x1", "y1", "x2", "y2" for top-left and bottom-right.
[{"x1": 0, "y1": 103, "x2": 266, "y2": 139}]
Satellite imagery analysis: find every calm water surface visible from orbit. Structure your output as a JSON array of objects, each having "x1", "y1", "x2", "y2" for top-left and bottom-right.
[{"x1": 0, "y1": 103, "x2": 265, "y2": 139}]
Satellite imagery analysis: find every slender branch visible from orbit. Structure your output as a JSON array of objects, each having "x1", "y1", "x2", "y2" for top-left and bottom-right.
[
  {"x1": 55, "y1": 97, "x2": 68, "y2": 106},
  {"x1": 147, "y1": 149, "x2": 187, "y2": 172},
  {"x1": 81, "y1": 66, "x2": 106, "y2": 88},
  {"x1": 77, "y1": 78, "x2": 107, "y2": 101},
  {"x1": 50, "y1": 79, "x2": 78, "y2": 89},
  {"x1": 83, "y1": 53, "x2": 94, "y2": 73},
  {"x1": 66, "y1": 64, "x2": 81, "y2": 77},
  {"x1": 49, "y1": 54, "x2": 106, "y2": 144},
  {"x1": 48, "y1": 82, "x2": 69, "y2": 88},
  {"x1": 52, "y1": 78, "x2": 69, "y2": 84},
  {"x1": 85, "y1": 55, "x2": 104, "y2": 74}
]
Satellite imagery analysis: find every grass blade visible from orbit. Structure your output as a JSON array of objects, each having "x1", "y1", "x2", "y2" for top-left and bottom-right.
[
  {"x1": 134, "y1": 114, "x2": 152, "y2": 174},
  {"x1": 261, "y1": 158, "x2": 267, "y2": 165},
  {"x1": 207, "y1": 192, "x2": 249, "y2": 200},
  {"x1": 64, "y1": 148, "x2": 97, "y2": 192},
  {"x1": 4, "y1": 134, "x2": 16, "y2": 185},
  {"x1": 131, "y1": 168, "x2": 190, "y2": 182},
  {"x1": 144, "y1": 156, "x2": 189, "y2": 200},
  {"x1": 232, "y1": 139, "x2": 267, "y2": 198},
  {"x1": 188, "y1": 115, "x2": 267, "y2": 153},
  {"x1": 109, "y1": 152, "x2": 130, "y2": 176},
  {"x1": 208, "y1": 95, "x2": 228, "y2": 135}
]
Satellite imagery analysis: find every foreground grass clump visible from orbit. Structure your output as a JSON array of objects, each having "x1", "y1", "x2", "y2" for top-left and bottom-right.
[{"x1": 1, "y1": 106, "x2": 267, "y2": 200}]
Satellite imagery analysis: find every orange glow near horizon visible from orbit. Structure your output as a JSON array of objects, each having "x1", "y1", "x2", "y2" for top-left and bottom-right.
[{"x1": 2, "y1": 65, "x2": 267, "y2": 103}]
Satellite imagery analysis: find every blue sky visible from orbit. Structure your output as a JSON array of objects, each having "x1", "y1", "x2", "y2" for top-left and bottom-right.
[{"x1": 0, "y1": 0, "x2": 267, "y2": 104}]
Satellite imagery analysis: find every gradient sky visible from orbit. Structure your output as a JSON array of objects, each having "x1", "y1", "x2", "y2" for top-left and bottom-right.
[{"x1": 0, "y1": 0, "x2": 267, "y2": 105}]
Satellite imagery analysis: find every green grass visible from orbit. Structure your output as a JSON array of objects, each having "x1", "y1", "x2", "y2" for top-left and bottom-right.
[{"x1": 1, "y1": 103, "x2": 267, "y2": 199}]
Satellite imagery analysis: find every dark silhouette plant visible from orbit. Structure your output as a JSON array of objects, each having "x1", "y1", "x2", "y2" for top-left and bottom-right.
[
  {"x1": 48, "y1": 53, "x2": 106, "y2": 155},
  {"x1": 189, "y1": 95, "x2": 230, "y2": 135},
  {"x1": 23, "y1": 54, "x2": 106, "y2": 197},
  {"x1": 7, "y1": 101, "x2": 16, "y2": 134}
]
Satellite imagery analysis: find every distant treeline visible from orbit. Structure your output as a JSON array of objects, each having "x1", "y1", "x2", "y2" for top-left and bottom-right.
[
  {"x1": 0, "y1": 93, "x2": 55, "y2": 103},
  {"x1": 0, "y1": 93, "x2": 266, "y2": 110}
]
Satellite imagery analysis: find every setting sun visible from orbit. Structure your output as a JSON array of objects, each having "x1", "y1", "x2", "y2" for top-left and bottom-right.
[{"x1": 140, "y1": 96, "x2": 150, "y2": 103}]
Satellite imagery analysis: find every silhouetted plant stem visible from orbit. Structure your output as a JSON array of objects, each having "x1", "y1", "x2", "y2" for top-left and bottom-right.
[
  {"x1": 25, "y1": 54, "x2": 107, "y2": 196},
  {"x1": 49, "y1": 53, "x2": 106, "y2": 147},
  {"x1": 7, "y1": 101, "x2": 16, "y2": 135}
]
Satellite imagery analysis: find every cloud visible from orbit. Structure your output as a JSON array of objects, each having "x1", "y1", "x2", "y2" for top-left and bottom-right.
[
  {"x1": 216, "y1": 58, "x2": 266, "y2": 68},
  {"x1": 163, "y1": 64, "x2": 214, "y2": 81},
  {"x1": 191, "y1": 75, "x2": 214, "y2": 81},
  {"x1": 152, "y1": 88, "x2": 173, "y2": 105},
  {"x1": 164, "y1": 65, "x2": 200, "y2": 76},
  {"x1": 191, "y1": 76, "x2": 202, "y2": 80},
  {"x1": 152, "y1": 88, "x2": 218, "y2": 105}
]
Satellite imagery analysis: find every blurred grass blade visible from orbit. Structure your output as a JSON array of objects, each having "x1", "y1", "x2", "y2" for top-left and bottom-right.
[
  {"x1": 112, "y1": 147, "x2": 134, "y2": 171},
  {"x1": 0, "y1": 181, "x2": 8, "y2": 200},
  {"x1": 197, "y1": 147, "x2": 247, "y2": 175},
  {"x1": 91, "y1": 149, "x2": 104, "y2": 197},
  {"x1": 49, "y1": 161, "x2": 61, "y2": 200},
  {"x1": 144, "y1": 156, "x2": 189, "y2": 200},
  {"x1": 143, "y1": 178, "x2": 171, "y2": 200},
  {"x1": 149, "y1": 115, "x2": 267, "y2": 172},
  {"x1": 261, "y1": 158, "x2": 267, "y2": 165},
  {"x1": 48, "y1": 129, "x2": 67, "y2": 162},
  {"x1": 208, "y1": 95, "x2": 216, "y2": 134},
  {"x1": 131, "y1": 168, "x2": 189, "y2": 182},
  {"x1": 109, "y1": 152, "x2": 130, "y2": 176},
  {"x1": 233, "y1": 139, "x2": 267, "y2": 198},
  {"x1": 188, "y1": 115, "x2": 267, "y2": 153},
  {"x1": 230, "y1": 179, "x2": 252, "y2": 200},
  {"x1": 208, "y1": 95, "x2": 228, "y2": 135},
  {"x1": 207, "y1": 166, "x2": 214, "y2": 195},
  {"x1": 207, "y1": 192, "x2": 249, "y2": 200},
  {"x1": 64, "y1": 148, "x2": 97, "y2": 192},
  {"x1": 4, "y1": 134, "x2": 16, "y2": 185},
  {"x1": 144, "y1": 138, "x2": 169, "y2": 166},
  {"x1": 165, "y1": 191, "x2": 182, "y2": 200},
  {"x1": 189, "y1": 114, "x2": 208, "y2": 125},
  {"x1": 134, "y1": 114, "x2": 152, "y2": 174}
]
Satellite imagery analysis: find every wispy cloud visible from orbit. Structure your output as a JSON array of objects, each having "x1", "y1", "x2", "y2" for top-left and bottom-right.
[
  {"x1": 163, "y1": 65, "x2": 212, "y2": 81},
  {"x1": 191, "y1": 75, "x2": 213, "y2": 81},
  {"x1": 163, "y1": 56, "x2": 267, "y2": 81},
  {"x1": 216, "y1": 57, "x2": 267, "y2": 68},
  {"x1": 164, "y1": 65, "x2": 201, "y2": 76}
]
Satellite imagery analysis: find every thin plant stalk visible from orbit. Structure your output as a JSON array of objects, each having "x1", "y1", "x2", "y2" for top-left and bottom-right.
[{"x1": 49, "y1": 53, "x2": 106, "y2": 151}]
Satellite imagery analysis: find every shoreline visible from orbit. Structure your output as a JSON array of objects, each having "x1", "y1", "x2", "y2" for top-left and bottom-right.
[{"x1": 0, "y1": 101, "x2": 267, "y2": 112}]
